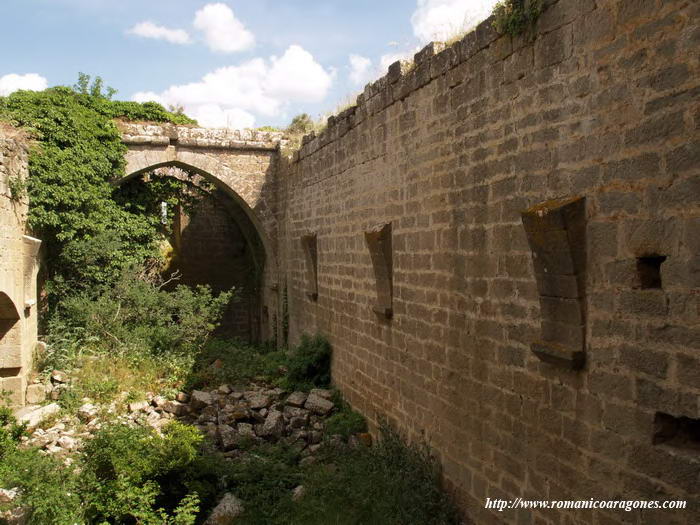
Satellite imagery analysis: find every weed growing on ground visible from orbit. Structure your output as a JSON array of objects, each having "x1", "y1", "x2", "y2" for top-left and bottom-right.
[
  {"x1": 283, "y1": 333, "x2": 332, "y2": 391},
  {"x1": 324, "y1": 391, "x2": 368, "y2": 439},
  {"x1": 290, "y1": 422, "x2": 462, "y2": 525},
  {"x1": 81, "y1": 421, "x2": 202, "y2": 524}
]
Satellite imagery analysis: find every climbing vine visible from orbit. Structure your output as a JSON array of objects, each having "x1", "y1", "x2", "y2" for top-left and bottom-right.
[
  {"x1": 492, "y1": 0, "x2": 543, "y2": 37},
  {"x1": 0, "y1": 75, "x2": 197, "y2": 302},
  {"x1": 7, "y1": 173, "x2": 28, "y2": 202}
]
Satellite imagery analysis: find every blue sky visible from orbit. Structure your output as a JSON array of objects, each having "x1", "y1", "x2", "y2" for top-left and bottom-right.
[{"x1": 0, "y1": 0, "x2": 497, "y2": 129}]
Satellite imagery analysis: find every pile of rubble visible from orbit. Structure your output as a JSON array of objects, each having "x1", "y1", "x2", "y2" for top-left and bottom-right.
[
  {"x1": 10, "y1": 374, "x2": 371, "y2": 524},
  {"x1": 16, "y1": 373, "x2": 369, "y2": 465}
]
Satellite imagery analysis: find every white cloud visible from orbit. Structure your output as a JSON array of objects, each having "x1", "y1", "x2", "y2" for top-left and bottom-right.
[
  {"x1": 411, "y1": 0, "x2": 499, "y2": 43},
  {"x1": 127, "y1": 21, "x2": 191, "y2": 45},
  {"x1": 194, "y1": 3, "x2": 254, "y2": 53},
  {"x1": 192, "y1": 105, "x2": 256, "y2": 129},
  {"x1": 132, "y1": 45, "x2": 333, "y2": 129},
  {"x1": 349, "y1": 54, "x2": 372, "y2": 85},
  {"x1": 0, "y1": 73, "x2": 48, "y2": 96},
  {"x1": 267, "y1": 46, "x2": 334, "y2": 101}
]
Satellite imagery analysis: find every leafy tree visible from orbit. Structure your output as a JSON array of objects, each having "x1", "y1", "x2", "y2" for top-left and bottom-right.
[{"x1": 0, "y1": 75, "x2": 197, "y2": 302}]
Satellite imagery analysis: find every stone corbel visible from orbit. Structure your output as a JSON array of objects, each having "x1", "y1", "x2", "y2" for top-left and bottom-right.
[
  {"x1": 365, "y1": 223, "x2": 393, "y2": 319},
  {"x1": 521, "y1": 197, "x2": 586, "y2": 369},
  {"x1": 301, "y1": 233, "x2": 318, "y2": 301}
]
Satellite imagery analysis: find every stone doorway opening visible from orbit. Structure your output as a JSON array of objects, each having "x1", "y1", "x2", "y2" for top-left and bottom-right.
[{"x1": 115, "y1": 165, "x2": 266, "y2": 343}]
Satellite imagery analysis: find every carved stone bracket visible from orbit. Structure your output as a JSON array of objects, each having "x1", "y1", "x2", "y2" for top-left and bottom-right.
[
  {"x1": 301, "y1": 233, "x2": 318, "y2": 301},
  {"x1": 365, "y1": 223, "x2": 393, "y2": 319},
  {"x1": 522, "y1": 197, "x2": 586, "y2": 369}
]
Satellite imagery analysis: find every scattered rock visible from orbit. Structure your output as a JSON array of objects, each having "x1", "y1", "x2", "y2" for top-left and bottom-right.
[
  {"x1": 176, "y1": 392, "x2": 190, "y2": 403},
  {"x1": 258, "y1": 409, "x2": 284, "y2": 438},
  {"x1": 286, "y1": 391, "x2": 307, "y2": 407},
  {"x1": 246, "y1": 391, "x2": 271, "y2": 410},
  {"x1": 204, "y1": 493, "x2": 244, "y2": 525},
  {"x1": 228, "y1": 404, "x2": 250, "y2": 421},
  {"x1": 57, "y1": 435, "x2": 77, "y2": 450},
  {"x1": 218, "y1": 425, "x2": 239, "y2": 451},
  {"x1": 190, "y1": 390, "x2": 213, "y2": 410},
  {"x1": 304, "y1": 393, "x2": 334, "y2": 415},
  {"x1": 151, "y1": 396, "x2": 167, "y2": 408},
  {"x1": 128, "y1": 401, "x2": 149, "y2": 413},
  {"x1": 1, "y1": 506, "x2": 28, "y2": 525},
  {"x1": 299, "y1": 456, "x2": 317, "y2": 467},
  {"x1": 163, "y1": 400, "x2": 189, "y2": 416},
  {"x1": 310, "y1": 388, "x2": 332, "y2": 400},
  {"x1": 50, "y1": 370, "x2": 68, "y2": 384},
  {"x1": 266, "y1": 387, "x2": 285, "y2": 399},
  {"x1": 292, "y1": 485, "x2": 305, "y2": 501},
  {"x1": 25, "y1": 384, "x2": 46, "y2": 404},
  {"x1": 218, "y1": 384, "x2": 231, "y2": 395},
  {"x1": 0, "y1": 488, "x2": 18, "y2": 504},
  {"x1": 16, "y1": 403, "x2": 60, "y2": 429},
  {"x1": 237, "y1": 422, "x2": 255, "y2": 439},
  {"x1": 77, "y1": 403, "x2": 98, "y2": 422}
]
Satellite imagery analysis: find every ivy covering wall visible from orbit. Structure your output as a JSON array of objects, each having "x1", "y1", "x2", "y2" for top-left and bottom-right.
[{"x1": 0, "y1": 76, "x2": 197, "y2": 302}]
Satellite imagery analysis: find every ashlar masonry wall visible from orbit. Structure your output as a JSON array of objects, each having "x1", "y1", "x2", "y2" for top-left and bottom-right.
[
  {"x1": 278, "y1": 0, "x2": 699, "y2": 522},
  {"x1": 0, "y1": 128, "x2": 41, "y2": 406}
]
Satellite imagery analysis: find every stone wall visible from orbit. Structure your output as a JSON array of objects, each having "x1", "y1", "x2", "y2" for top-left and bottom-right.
[
  {"x1": 172, "y1": 190, "x2": 261, "y2": 341},
  {"x1": 278, "y1": 0, "x2": 699, "y2": 522},
  {"x1": 0, "y1": 127, "x2": 41, "y2": 407}
]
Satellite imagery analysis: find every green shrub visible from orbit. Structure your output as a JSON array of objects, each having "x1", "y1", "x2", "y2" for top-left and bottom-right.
[
  {"x1": 0, "y1": 407, "x2": 27, "y2": 458},
  {"x1": 186, "y1": 338, "x2": 287, "y2": 391},
  {"x1": 324, "y1": 398, "x2": 367, "y2": 440},
  {"x1": 290, "y1": 423, "x2": 461, "y2": 525},
  {"x1": 228, "y1": 442, "x2": 302, "y2": 525},
  {"x1": 0, "y1": 74, "x2": 197, "y2": 304},
  {"x1": 0, "y1": 408, "x2": 83, "y2": 524},
  {"x1": 0, "y1": 447, "x2": 84, "y2": 524},
  {"x1": 48, "y1": 267, "x2": 232, "y2": 360},
  {"x1": 492, "y1": 0, "x2": 543, "y2": 37},
  {"x1": 284, "y1": 334, "x2": 332, "y2": 391},
  {"x1": 81, "y1": 421, "x2": 203, "y2": 524}
]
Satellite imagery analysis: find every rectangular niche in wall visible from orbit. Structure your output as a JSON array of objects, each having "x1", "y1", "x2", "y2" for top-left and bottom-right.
[
  {"x1": 365, "y1": 223, "x2": 393, "y2": 319},
  {"x1": 301, "y1": 233, "x2": 318, "y2": 301},
  {"x1": 521, "y1": 197, "x2": 586, "y2": 369}
]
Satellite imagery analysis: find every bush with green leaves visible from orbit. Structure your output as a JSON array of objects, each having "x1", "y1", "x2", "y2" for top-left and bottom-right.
[
  {"x1": 0, "y1": 407, "x2": 84, "y2": 524},
  {"x1": 0, "y1": 74, "x2": 196, "y2": 302},
  {"x1": 290, "y1": 423, "x2": 462, "y2": 525},
  {"x1": 492, "y1": 0, "x2": 543, "y2": 37},
  {"x1": 186, "y1": 338, "x2": 288, "y2": 391},
  {"x1": 283, "y1": 334, "x2": 332, "y2": 391},
  {"x1": 0, "y1": 406, "x2": 26, "y2": 458},
  {"x1": 185, "y1": 333, "x2": 332, "y2": 393},
  {"x1": 324, "y1": 392, "x2": 367, "y2": 439},
  {"x1": 80, "y1": 421, "x2": 202, "y2": 524},
  {"x1": 49, "y1": 267, "x2": 232, "y2": 360}
]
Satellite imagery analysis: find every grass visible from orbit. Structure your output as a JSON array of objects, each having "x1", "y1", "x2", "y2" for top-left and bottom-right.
[
  {"x1": 289, "y1": 423, "x2": 461, "y2": 525},
  {"x1": 19, "y1": 269, "x2": 460, "y2": 524},
  {"x1": 6, "y1": 333, "x2": 462, "y2": 524}
]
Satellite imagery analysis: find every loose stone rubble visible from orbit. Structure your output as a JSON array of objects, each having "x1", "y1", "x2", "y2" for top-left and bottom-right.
[
  {"x1": 18, "y1": 372, "x2": 365, "y2": 469},
  {"x1": 12, "y1": 372, "x2": 376, "y2": 521}
]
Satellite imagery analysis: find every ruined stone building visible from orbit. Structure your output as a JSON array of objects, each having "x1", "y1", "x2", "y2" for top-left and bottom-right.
[
  {"x1": 0, "y1": 128, "x2": 41, "y2": 407},
  {"x1": 0, "y1": 0, "x2": 698, "y2": 522}
]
